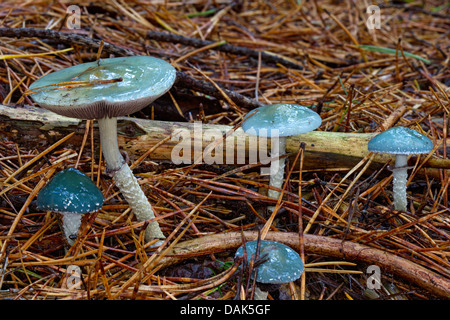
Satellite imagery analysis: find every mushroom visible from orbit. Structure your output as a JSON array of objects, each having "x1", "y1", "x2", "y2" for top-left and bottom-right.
[
  {"x1": 368, "y1": 126, "x2": 433, "y2": 211},
  {"x1": 37, "y1": 168, "x2": 104, "y2": 246},
  {"x1": 241, "y1": 104, "x2": 321, "y2": 204},
  {"x1": 235, "y1": 240, "x2": 304, "y2": 285},
  {"x1": 29, "y1": 56, "x2": 176, "y2": 242}
]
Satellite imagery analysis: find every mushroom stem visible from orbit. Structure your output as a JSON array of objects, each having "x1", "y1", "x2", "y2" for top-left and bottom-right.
[
  {"x1": 392, "y1": 154, "x2": 408, "y2": 211},
  {"x1": 61, "y1": 212, "x2": 82, "y2": 246},
  {"x1": 268, "y1": 136, "x2": 287, "y2": 203},
  {"x1": 98, "y1": 117, "x2": 123, "y2": 171},
  {"x1": 97, "y1": 117, "x2": 165, "y2": 241}
]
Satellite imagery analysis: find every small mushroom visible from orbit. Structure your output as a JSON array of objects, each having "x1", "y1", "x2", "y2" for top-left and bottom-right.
[
  {"x1": 37, "y1": 168, "x2": 104, "y2": 246},
  {"x1": 368, "y1": 126, "x2": 433, "y2": 211},
  {"x1": 29, "y1": 56, "x2": 176, "y2": 242},
  {"x1": 242, "y1": 104, "x2": 321, "y2": 204},
  {"x1": 235, "y1": 240, "x2": 304, "y2": 284}
]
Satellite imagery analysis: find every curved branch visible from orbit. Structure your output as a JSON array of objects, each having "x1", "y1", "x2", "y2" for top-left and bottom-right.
[
  {"x1": 0, "y1": 27, "x2": 133, "y2": 56},
  {"x1": 159, "y1": 231, "x2": 450, "y2": 299},
  {"x1": 146, "y1": 30, "x2": 304, "y2": 70}
]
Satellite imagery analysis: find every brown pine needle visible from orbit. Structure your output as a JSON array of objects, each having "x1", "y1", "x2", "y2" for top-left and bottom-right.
[{"x1": 24, "y1": 78, "x2": 123, "y2": 96}]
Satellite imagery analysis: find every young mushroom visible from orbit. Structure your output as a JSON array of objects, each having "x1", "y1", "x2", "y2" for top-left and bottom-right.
[
  {"x1": 235, "y1": 240, "x2": 304, "y2": 284},
  {"x1": 368, "y1": 126, "x2": 433, "y2": 211},
  {"x1": 29, "y1": 56, "x2": 176, "y2": 242},
  {"x1": 37, "y1": 168, "x2": 104, "y2": 246},
  {"x1": 242, "y1": 104, "x2": 321, "y2": 205}
]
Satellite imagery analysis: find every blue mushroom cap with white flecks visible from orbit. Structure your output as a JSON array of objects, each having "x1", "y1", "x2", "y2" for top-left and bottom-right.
[
  {"x1": 235, "y1": 240, "x2": 304, "y2": 284},
  {"x1": 368, "y1": 126, "x2": 433, "y2": 155},
  {"x1": 37, "y1": 168, "x2": 104, "y2": 214},
  {"x1": 242, "y1": 104, "x2": 321, "y2": 137}
]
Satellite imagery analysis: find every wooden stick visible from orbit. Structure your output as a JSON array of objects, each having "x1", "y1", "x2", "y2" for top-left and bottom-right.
[
  {"x1": 159, "y1": 231, "x2": 450, "y2": 299},
  {"x1": 1, "y1": 104, "x2": 448, "y2": 173},
  {"x1": 146, "y1": 30, "x2": 305, "y2": 70}
]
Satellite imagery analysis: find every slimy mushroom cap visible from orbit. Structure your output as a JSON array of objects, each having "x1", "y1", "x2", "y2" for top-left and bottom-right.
[
  {"x1": 235, "y1": 240, "x2": 304, "y2": 284},
  {"x1": 37, "y1": 167, "x2": 104, "y2": 214},
  {"x1": 29, "y1": 56, "x2": 176, "y2": 119}
]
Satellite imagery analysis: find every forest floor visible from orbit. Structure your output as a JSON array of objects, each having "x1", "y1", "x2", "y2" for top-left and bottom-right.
[{"x1": 0, "y1": 0, "x2": 448, "y2": 301}]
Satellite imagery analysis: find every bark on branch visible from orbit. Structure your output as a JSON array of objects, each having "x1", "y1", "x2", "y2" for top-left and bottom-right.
[
  {"x1": 159, "y1": 231, "x2": 450, "y2": 299},
  {"x1": 146, "y1": 30, "x2": 305, "y2": 69},
  {"x1": 1, "y1": 104, "x2": 448, "y2": 174}
]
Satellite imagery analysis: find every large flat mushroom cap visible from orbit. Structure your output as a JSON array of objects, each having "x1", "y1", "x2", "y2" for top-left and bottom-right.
[
  {"x1": 29, "y1": 56, "x2": 176, "y2": 119},
  {"x1": 242, "y1": 103, "x2": 321, "y2": 137},
  {"x1": 368, "y1": 126, "x2": 433, "y2": 155}
]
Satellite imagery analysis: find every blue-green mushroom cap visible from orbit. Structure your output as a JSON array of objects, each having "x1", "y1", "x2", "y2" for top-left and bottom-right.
[
  {"x1": 37, "y1": 168, "x2": 104, "y2": 214},
  {"x1": 235, "y1": 240, "x2": 304, "y2": 284},
  {"x1": 368, "y1": 127, "x2": 433, "y2": 155},
  {"x1": 242, "y1": 104, "x2": 321, "y2": 137},
  {"x1": 29, "y1": 56, "x2": 176, "y2": 119}
]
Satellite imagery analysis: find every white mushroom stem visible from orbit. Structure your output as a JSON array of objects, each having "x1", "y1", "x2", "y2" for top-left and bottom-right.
[
  {"x1": 268, "y1": 136, "x2": 287, "y2": 204},
  {"x1": 61, "y1": 212, "x2": 83, "y2": 246},
  {"x1": 97, "y1": 116, "x2": 165, "y2": 241},
  {"x1": 392, "y1": 154, "x2": 408, "y2": 211}
]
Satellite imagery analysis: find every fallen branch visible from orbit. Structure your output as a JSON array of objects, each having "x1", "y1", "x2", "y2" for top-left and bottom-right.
[
  {"x1": 146, "y1": 30, "x2": 305, "y2": 69},
  {"x1": 0, "y1": 27, "x2": 133, "y2": 56},
  {"x1": 1, "y1": 104, "x2": 448, "y2": 173},
  {"x1": 158, "y1": 231, "x2": 450, "y2": 299}
]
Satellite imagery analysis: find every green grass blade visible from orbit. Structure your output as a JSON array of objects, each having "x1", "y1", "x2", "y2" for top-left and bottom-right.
[{"x1": 358, "y1": 45, "x2": 431, "y2": 64}]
